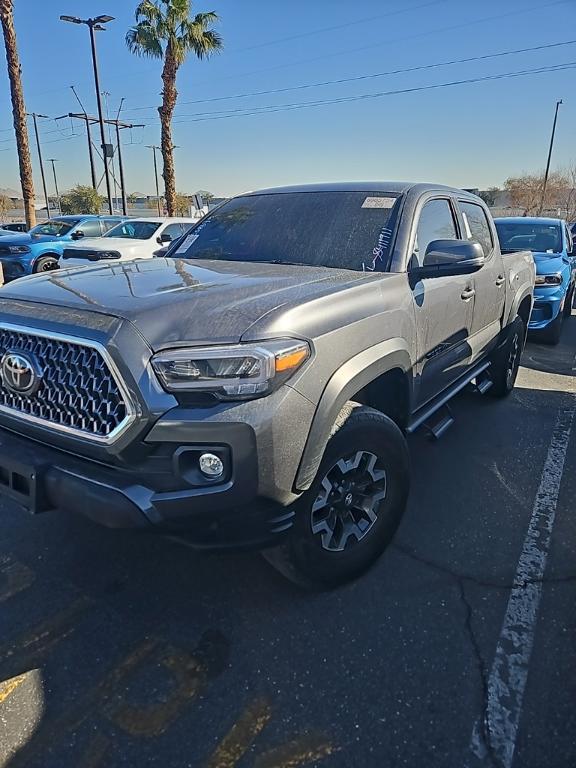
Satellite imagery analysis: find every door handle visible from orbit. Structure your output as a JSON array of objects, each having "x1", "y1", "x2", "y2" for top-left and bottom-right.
[
  {"x1": 495, "y1": 275, "x2": 505, "y2": 286},
  {"x1": 461, "y1": 288, "x2": 475, "y2": 300}
]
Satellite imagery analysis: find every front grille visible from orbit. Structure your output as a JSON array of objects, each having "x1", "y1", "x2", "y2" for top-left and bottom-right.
[
  {"x1": 0, "y1": 328, "x2": 132, "y2": 441},
  {"x1": 62, "y1": 248, "x2": 121, "y2": 261}
]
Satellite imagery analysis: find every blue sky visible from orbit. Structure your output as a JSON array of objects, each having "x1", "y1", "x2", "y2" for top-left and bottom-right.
[{"x1": 1, "y1": 0, "x2": 575, "y2": 198}]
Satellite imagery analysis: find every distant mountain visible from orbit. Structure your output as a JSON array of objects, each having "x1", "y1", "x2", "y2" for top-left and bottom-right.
[{"x1": 0, "y1": 187, "x2": 23, "y2": 200}]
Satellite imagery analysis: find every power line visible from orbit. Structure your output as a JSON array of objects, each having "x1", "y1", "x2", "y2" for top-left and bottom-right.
[
  {"x1": 162, "y1": 61, "x2": 576, "y2": 125},
  {"x1": 187, "y1": 0, "x2": 572, "y2": 89},
  {"x1": 120, "y1": 38, "x2": 576, "y2": 114},
  {"x1": 230, "y1": 0, "x2": 448, "y2": 54}
]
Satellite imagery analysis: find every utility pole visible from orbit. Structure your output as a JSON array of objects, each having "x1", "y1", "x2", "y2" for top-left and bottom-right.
[
  {"x1": 56, "y1": 112, "x2": 143, "y2": 213},
  {"x1": 71, "y1": 85, "x2": 97, "y2": 189},
  {"x1": 115, "y1": 98, "x2": 127, "y2": 216},
  {"x1": 60, "y1": 14, "x2": 115, "y2": 214},
  {"x1": 28, "y1": 112, "x2": 50, "y2": 218},
  {"x1": 147, "y1": 145, "x2": 162, "y2": 215},
  {"x1": 48, "y1": 159, "x2": 61, "y2": 213},
  {"x1": 539, "y1": 99, "x2": 563, "y2": 215}
]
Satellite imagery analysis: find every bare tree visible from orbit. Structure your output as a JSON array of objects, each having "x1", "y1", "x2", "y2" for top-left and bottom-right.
[
  {"x1": 0, "y1": 193, "x2": 10, "y2": 219},
  {"x1": 561, "y1": 163, "x2": 576, "y2": 223},
  {"x1": 504, "y1": 171, "x2": 569, "y2": 217}
]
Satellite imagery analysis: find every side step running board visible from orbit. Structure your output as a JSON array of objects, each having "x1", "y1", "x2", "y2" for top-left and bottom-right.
[
  {"x1": 422, "y1": 404, "x2": 454, "y2": 440},
  {"x1": 473, "y1": 375, "x2": 493, "y2": 395},
  {"x1": 406, "y1": 360, "x2": 491, "y2": 435}
]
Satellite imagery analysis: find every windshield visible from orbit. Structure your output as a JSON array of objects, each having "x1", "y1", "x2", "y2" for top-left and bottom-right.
[
  {"x1": 170, "y1": 191, "x2": 402, "y2": 271},
  {"x1": 495, "y1": 221, "x2": 563, "y2": 254},
  {"x1": 104, "y1": 220, "x2": 161, "y2": 240},
  {"x1": 29, "y1": 219, "x2": 78, "y2": 237}
]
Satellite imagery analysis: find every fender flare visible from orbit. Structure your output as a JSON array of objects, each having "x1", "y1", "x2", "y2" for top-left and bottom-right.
[
  {"x1": 32, "y1": 251, "x2": 60, "y2": 272},
  {"x1": 294, "y1": 338, "x2": 412, "y2": 491},
  {"x1": 505, "y1": 287, "x2": 533, "y2": 328}
]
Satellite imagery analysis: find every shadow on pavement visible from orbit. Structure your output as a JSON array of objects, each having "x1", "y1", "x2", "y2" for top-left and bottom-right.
[{"x1": 1, "y1": 355, "x2": 576, "y2": 767}]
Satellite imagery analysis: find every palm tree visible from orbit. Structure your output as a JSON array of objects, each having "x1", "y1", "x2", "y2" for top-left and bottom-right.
[
  {"x1": 0, "y1": 0, "x2": 35, "y2": 227},
  {"x1": 126, "y1": 0, "x2": 222, "y2": 216}
]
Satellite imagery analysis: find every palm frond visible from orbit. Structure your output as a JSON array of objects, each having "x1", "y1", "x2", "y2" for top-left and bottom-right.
[
  {"x1": 126, "y1": 24, "x2": 164, "y2": 58},
  {"x1": 134, "y1": 0, "x2": 163, "y2": 24},
  {"x1": 165, "y1": 0, "x2": 190, "y2": 27},
  {"x1": 192, "y1": 11, "x2": 219, "y2": 29},
  {"x1": 178, "y1": 14, "x2": 222, "y2": 61}
]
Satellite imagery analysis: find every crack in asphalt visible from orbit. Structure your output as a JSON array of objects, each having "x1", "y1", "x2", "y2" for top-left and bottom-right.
[
  {"x1": 392, "y1": 541, "x2": 576, "y2": 590},
  {"x1": 392, "y1": 541, "x2": 576, "y2": 768},
  {"x1": 457, "y1": 579, "x2": 501, "y2": 768}
]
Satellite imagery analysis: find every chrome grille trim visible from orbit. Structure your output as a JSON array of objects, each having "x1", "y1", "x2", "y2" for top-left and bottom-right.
[{"x1": 0, "y1": 323, "x2": 138, "y2": 444}]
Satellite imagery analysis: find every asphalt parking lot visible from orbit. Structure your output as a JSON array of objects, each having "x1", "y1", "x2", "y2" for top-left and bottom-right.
[{"x1": 1, "y1": 315, "x2": 575, "y2": 768}]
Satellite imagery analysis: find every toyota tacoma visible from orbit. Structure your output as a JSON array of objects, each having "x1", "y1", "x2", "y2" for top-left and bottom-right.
[{"x1": 0, "y1": 183, "x2": 534, "y2": 588}]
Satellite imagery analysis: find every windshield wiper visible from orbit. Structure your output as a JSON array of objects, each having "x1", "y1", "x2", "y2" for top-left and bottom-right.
[{"x1": 252, "y1": 259, "x2": 309, "y2": 266}]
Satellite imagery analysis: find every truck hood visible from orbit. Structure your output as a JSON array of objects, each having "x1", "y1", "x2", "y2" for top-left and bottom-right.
[
  {"x1": 65, "y1": 236, "x2": 147, "y2": 252},
  {"x1": 532, "y1": 252, "x2": 569, "y2": 275},
  {"x1": 0, "y1": 257, "x2": 372, "y2": 349},
  {"x1": 0, "y1": 233, "x2": 60, "y2": 247}
]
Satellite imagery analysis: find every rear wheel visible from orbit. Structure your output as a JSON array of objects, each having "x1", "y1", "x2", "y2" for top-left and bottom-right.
[
  {"x1": 489, "y1": 316, "x2": 524, "y2": 398},
  {"x1": 262, "y1": 403, "x2": 410, "y2": 589},
  {"x1": 33, "y1": 255, "x2": 59, "y2": 274}
]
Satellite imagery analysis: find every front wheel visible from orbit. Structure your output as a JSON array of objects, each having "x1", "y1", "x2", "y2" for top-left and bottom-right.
[
  {"x1": 488, "y1": 316, "x2": 524, "y2": 398},
  {"x1": 540, "y1": 310, "x2": 563, "y2": 345},
  {"x1": 33, "y1": 255, "x2": 59, "y2": 274},
  {"x1": 263, "y1": 403, "x2": 410, "y2": 589},
  {"x1": 563, "y1": 286, "x2": 574, "y2": 318}
]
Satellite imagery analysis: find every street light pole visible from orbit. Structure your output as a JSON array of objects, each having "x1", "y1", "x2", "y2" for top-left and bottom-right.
[
  {"x1": 88, "y1": 21, "x2": 113, "y2": 214},
  {"x1": 29, "y1": 113, "x2": 50, "y2": 219},
  {"x1": 48, "y1": 159, "x2": 61, "y2": 213},
  {"x1": 539, "y1": 99, "x2": 563, "y2": 215},
  {"x1": 147, "y1": 145, "x2": 162, "y2": 215},
  {"x1": 60, "y1": 14, "x2": 115, "y2": 214}
]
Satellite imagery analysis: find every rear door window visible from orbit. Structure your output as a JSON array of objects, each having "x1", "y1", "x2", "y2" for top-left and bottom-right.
[
  {"x1": 459, "y1": 201, "x2": 494, "y2": 257},
  {"x1": 162, "y1": 223, "x2": 185, "y2": 241},
  {"x1": 411, "y1": 199, "x2": 458, "y2": 268},
  {"x1": 102, "y1": 219, "x2": 123, "y2": 233},
  {"x1": 78, "y1": 219, "x2": 104, "y2": 237}
]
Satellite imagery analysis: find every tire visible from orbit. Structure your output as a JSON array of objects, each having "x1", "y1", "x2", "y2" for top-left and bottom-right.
[
  {"x1": 262, "y1": 402, "x2": 410, "y2": 590},
  {"x1": 563, "y1": 287, "x2": 574, "y2": 318},
  {"x1": 540, "y1": 310, "x2": 563, "y2": 346},
  {"x1": 33, "y1": 255, "x2": 59, "y2": 274},
  {"x1": 488, "y1": 316, "x2": 524, "y2": 398}
]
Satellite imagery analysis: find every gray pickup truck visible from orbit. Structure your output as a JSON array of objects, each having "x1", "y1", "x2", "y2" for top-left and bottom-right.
[{"x1": 0, "y1": 182, "x2": 534, "y2": 588}]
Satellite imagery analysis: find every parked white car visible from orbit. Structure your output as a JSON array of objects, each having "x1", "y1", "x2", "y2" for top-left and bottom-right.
[{"x1": 59, "y1": 217, "x2": 197, "y2": 268}]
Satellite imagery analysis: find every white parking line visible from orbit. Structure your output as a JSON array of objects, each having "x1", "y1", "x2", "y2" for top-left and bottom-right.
[{"x1": 468, "y1": 396, "x2": 576, "y2": 768}]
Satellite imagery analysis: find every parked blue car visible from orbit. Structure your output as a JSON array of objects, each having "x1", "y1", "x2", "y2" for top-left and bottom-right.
[
  {"x1": 0, "y1": 214, "x2": 126, "y2": 282},
  {"x1": 495, "y1": 217, "x2": 576, "y2": 344}
]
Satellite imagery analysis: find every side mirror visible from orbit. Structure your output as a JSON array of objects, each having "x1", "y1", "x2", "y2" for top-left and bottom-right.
[
  {"x1": 71, "y1": 230, "x2": 84, "y2": 240},
  {"x1": 159, "y1": 232, "x2": 173, "y2": 244},
  {"x1": 415, "y1": 239, "x2": 485, "y2": 279}
]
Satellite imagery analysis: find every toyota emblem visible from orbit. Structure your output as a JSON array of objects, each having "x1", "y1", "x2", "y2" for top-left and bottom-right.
[{"x1": 1, "y1": 351, "x2": 41, "y2": 395}]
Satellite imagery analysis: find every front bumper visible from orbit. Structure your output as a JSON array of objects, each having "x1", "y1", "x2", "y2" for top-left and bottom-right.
[
  {"x1": 0, "y1": 257, "x2": 30, "y2": 282},
  {"x1": 0, "y1": 424, "x2": 295, "y2": 550},
  {"x1": 528, "y1": 286, "x2": 565, "y2": 330}
]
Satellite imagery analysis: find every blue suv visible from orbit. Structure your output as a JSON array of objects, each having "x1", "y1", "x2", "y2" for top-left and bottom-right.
[
  {"x1": 0, "y1": 215, "x2": 125, "y2": 283},
  {"x1": 495, "y1": 216, "x2": 576, "y2": 344}
]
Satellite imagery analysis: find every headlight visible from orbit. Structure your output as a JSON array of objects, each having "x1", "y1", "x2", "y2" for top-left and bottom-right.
[
  {"x1": 152, "y1": 339, "x2": 311, "y2": 399},
  {"x1": 5, "y1": 245, "x2": 31, "y2": 254},
  {"x1": 535, "y1": 273, "x2": 563, "y2": 286}
]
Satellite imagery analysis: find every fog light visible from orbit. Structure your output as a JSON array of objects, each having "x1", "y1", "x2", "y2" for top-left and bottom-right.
[{"x1": 199, "y1": 452, "x2": 224, "y2": 478}]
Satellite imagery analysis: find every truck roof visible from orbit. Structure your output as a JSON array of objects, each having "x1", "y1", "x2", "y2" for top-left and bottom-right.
[
  {"x1": 241, "y1": 181, "x2": 478, "y2": 197},
  {"x1": 494, "y1": 216, "x2": 565, "y2": 225}
]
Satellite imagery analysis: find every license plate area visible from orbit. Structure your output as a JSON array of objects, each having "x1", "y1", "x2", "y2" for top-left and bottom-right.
[{"x1": 0, "y1": 454, "x2": 48, "y2": 514}]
